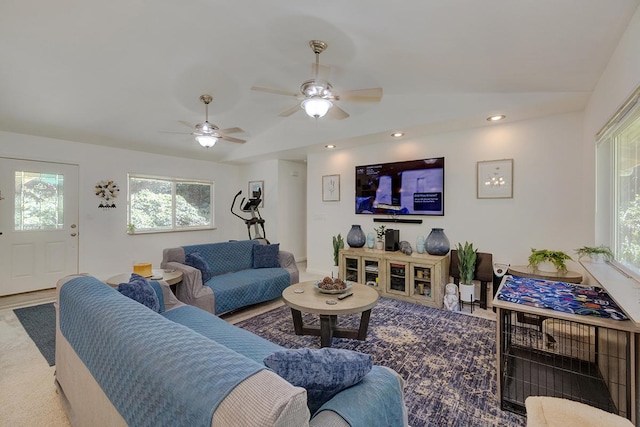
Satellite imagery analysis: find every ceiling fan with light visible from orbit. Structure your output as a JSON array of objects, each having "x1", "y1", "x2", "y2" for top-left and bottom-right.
[
  {"x1": 251, "y1": 40, "x2": 383, "y2": 120},
  {"x1": 162, "y1": 94, "x2": 246, "y2": 148}
]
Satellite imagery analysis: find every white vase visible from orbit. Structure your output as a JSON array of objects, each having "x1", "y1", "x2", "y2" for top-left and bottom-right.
[
  {"x1": 536, "y1": 261, "x2": 557, "y2": 272},
  {"x1": 375, "y1": 240, "x2": 384, "y2": 250},
  {"x1": 459, "y1": 283, "x2": 475, "y2": 303}
]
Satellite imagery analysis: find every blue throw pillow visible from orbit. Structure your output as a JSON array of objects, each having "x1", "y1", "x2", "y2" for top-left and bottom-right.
[
  {"x1": 147, "y1": 280, "x2": 166, "y2": 313},
  {"x1": 185, "y1": 252, "x2": 213, "y2": 283},
  {"x1": 117, "y1": 273, "x2": 161, "y2": 313},
  {"x1": 263, "y1": 348, "x2": 372, "y2": 414},
  {"x1": 253, "y1": 243, "x2": 280, "y2": 269}
]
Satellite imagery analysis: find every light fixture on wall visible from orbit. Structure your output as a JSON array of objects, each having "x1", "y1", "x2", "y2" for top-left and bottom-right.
[
  {"x1": 301, "y1": 96, "x2": 333, "y2": 118},
  {"x1": 195, "y1": 134, "x2": 218, "y2": 148},
  {"x1": 487, "y1": 114, "x2": 506, "y2": 122}
]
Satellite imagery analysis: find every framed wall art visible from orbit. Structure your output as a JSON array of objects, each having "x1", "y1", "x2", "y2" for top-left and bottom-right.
[
  {"x1": 248, "y1": 180, "x2": 264, "y2": 207},
  {"x1": 477, "y1": 159, "x2": 513, "y2": 199},
  {"x1": 322, "y1": 174, "x2": 340, "y2": 202}
]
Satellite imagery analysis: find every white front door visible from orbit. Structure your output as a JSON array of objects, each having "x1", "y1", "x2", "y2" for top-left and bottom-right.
[{"x1": 0, "y1": 158, "x2": 79, "y2": 296}]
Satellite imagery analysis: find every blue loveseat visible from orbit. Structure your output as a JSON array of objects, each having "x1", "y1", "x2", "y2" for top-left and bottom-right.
[
  {"x1": 161, "y1": 240, "x2": 299, "y2": 314},
  {"x1": 55, "y1": 275, "x2": 408, "y2": 427}
]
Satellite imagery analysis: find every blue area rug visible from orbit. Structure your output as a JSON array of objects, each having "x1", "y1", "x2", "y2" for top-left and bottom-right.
[
  {"x1": 236, "y1": 297, "x2": 526, "y2": 427},
  {"x1": 14, "y1": 303, "x2": 55, "y2": 366}
]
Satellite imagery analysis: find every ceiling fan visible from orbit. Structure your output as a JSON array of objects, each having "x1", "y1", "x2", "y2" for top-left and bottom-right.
[
  {"x1": 251, "y1": 40, "x2": 383, "y2": 120},
  {"x1": 162, "y1": 94, "x2": 246, "y2": 148}
]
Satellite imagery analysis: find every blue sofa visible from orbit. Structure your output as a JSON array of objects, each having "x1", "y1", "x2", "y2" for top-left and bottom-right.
[
  {"x1": 55, "y1": 275, "x2": 408, "y2": 427},
  {"x1": 161, "y1": 240, "x2": 299, "y2": 314}
]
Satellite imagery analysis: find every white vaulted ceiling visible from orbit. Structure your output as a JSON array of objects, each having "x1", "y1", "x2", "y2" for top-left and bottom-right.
[{"x1": 1, "y1": 0, "x2": 638, "y2": 163}]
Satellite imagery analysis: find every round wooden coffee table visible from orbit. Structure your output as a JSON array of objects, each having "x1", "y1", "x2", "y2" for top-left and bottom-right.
[
  {"x1": 282, "y1": 281, "x2": 379, "y2": 348},
  {"x1": 105, "y1": 269, "x2": 183, "y2": 287}
]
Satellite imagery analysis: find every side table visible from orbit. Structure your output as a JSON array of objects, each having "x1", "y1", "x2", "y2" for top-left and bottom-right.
[{"x1": 105, "y1": 269, "x2": 183, "y2": 287}]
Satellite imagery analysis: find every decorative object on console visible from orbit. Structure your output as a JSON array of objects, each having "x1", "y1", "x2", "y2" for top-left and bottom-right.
[
  {"x1": 456, "y1": 241, "x2": 477, "y2": 303},
  {"x1": 322, "y1": 174, "x2": 340, "y2": 202},
  {"x1": 425, "y1": 227, "x2": 450, "y2": 255},
  {"x1": 374, "y1": 225, "x2": 386, "y2": 250},
  {"x1": 366, "y1": 232, "x2": 375, "y2": 249},
  {"x1": 95, "y1": 180, "x2": 119, "y2": 209},
  {"x1": 347, "y1": 225, "x2": 366, "y2": 248},
  {"x1": 528, "y1": 248, "x2": 572, "y2": 273},
  {"x1": 477, "y1": 159, "x2": 513, "y2": 199},
  {"x1": 575, "y1": 245, "x2": 614, "y2": 263},
  {"x1": 416, "y1": 235, "x2": 425, "y2": 254},
  {"x1": 399, "y1": 241, "x2": 413, "y2": 255},
  {"x1": 385, "y1": 229, "x2": 400, "y2": 251}
]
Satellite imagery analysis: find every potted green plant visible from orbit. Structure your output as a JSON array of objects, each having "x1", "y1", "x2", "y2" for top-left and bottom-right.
[
  {"x1": 332, "y1": 234, "x2": 344, "y2": 277},
  {"x1": 374, "y1": 225, "x2": 386, "y2": 250},
  {"x1": 456, "y1": 241, "x2": 477, "y2": 302},
  {"x1": 575, "y1": 245, "x2": 614, "y2": 262},
  {"x1": 528, "y1": 248, "x2": 572, "y2": 272}
]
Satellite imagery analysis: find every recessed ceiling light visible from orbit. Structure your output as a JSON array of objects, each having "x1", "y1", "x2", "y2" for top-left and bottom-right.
[
  {"x1": 487, "y1": 115, "x2": 506, "y2": 122},
  {"x1": 325, "y1": 144, "x2": 336, "y2": 149},
  {"x1": 391, "y1": 132, "x2": 405, "y2": 138}
]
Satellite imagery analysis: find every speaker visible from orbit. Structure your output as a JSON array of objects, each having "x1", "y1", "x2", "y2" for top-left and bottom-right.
[{"x1": 385, "y1": 229, "x2": 400, "y2": 251}]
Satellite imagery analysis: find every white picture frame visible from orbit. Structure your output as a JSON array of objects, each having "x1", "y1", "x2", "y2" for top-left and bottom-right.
[
  {"x1": 248, "y1": 180, "x2": 264, "y2": 207},
  {"x1": 322, "y1": 174, "x2": 340, "y2": 202},
  {"x1": 477, "y1": 159, "x2": 514, "y2": 199}
]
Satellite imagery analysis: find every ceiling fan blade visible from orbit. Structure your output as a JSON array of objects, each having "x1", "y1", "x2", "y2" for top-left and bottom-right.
[
  {"x1": 326, "y1": 105, "x2": 350, "y2": 120},
  {"x1": 221, "y1": 135, "x2": 246, "y2": 144},
  {"x1": 178, "y1": 120, "x2": 195, "y2": 129},
  {"x1": 278, "y1": 103, "x2": 302, "y2": 117},
  {"x1": 251, "y1": 86, "x2": 299, "y2": 97},
  {"x1": 219, "y1": 127, "x2": 243, "y2": 135},
  {"x1": 338, "y1": 88, "x2": 383, "y2": 103}
]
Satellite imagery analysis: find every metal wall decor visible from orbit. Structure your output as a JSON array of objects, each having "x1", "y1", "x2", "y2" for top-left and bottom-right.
[{"x1": 95, "y1": 180, "x2": 120, "y2": 208}]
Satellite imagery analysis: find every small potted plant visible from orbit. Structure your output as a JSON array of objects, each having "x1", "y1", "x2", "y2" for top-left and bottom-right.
[
  {"x1": 528, "y1": 248, "x2": 572, "y2": 272},
  {"x1": 374, "y1": 225, "x2": 386, "y2": 250},
  {"x1": 332, "y1": 234, "x2": 344, "y2": 277},
  {"x1": 456, "y1": 241, "x2": 477, "y2": 303},
  {"x1": 575, "y1": 245, "x2": 614, "y2": 263}
]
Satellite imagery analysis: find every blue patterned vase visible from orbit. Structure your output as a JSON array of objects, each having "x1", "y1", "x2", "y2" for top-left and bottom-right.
[
  {"x1": 347, "y1": 225, "x2": 366, "y2": 248},
  {"x1": 425, "y1": 228, "x2": 450, "y2": 255}
]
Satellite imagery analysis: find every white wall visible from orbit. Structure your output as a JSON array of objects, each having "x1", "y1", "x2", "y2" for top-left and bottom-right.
[
  {"x1": 1, "y1": 131, "x2": 243, "y2": 279},
  {"x1": 306, "y1": 112, "x2": 590, "y2": 276}
]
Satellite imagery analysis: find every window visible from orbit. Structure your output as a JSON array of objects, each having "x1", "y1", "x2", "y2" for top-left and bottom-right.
[
  {"x1": 14, "y1": 171, "x2": 64, "y2": 231},
  {"x1": 127, "y1": 174, "x2": 214, "y2": 233},
  {"x1": 597, "y1": 88, "x2": 640, "y2": 277}
]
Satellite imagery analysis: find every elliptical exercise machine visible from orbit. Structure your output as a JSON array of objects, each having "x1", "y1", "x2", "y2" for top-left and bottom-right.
[{"x1": 230, "y1": 188, "x2": 269, "y2": 243}]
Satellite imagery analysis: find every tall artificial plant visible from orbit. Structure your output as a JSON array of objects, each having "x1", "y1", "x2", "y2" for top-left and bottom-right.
[
  {"x1": 456, "y1": 241, "x2": 477, "y2": 285},
  {"x1": 332, "y1": 234, "x2": 344, "y2": 266}
]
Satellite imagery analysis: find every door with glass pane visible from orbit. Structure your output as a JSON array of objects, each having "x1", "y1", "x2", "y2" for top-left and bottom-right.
[{"x1": 0, "y1": 158, "x2": 79, "y2": 295}]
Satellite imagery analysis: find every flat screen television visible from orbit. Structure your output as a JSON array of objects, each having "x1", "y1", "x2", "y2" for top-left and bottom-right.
[{"x1": 355, "y1": 157, "x2": 444, "y2": 216}]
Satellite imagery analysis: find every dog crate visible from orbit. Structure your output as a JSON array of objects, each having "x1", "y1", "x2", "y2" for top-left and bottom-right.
[{"x1": 495, "y1": 306, "x2": 636, "y2": 422}]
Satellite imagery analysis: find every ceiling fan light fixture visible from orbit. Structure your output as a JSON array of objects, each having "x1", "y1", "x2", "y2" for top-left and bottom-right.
[
  {"x1": 196, "y1": 135, "x2": 218, "y2": 148},
  {"x1": 301, "y1": 97, "x2": 332, "y2": 118}
]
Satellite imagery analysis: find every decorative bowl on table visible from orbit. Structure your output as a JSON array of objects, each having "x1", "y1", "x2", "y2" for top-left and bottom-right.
[{"x1": 314, "y1": 277, "x2": 352, "y2": 294}]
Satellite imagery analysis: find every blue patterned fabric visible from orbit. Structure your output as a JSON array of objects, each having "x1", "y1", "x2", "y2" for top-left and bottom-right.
[
  {"x1": 264, "y1": 348, "x2": 373, "y2": 414},
  {"x1": 162, "y1": 305, "x2": 282, "y2": 364},
  {"x1": 59, "y1": 276, "x2": 265, "y2": 427},
  {"x1": 316, "y1": 365, "x2": 406, "y2": 424},
  {"x1": 183, "y1": 240, "x2": 259, "y2": 277},
  {"x1": 185, "y1": 252, "x2": 213, "y2": 283},
  {"x1": 253, "y1": 243, "x2": 280, "y2": 268},
  {"x1": 148, "y1": 280, "x2": 165, "y2": 313},
  {"x1": 206, "y1": 268, "x2": 290, "y2": 314},
  {"x1": 497, "y1": 276, "x2": 628, "y2": 320},
  {"x1": 117, "y1": 273, "x2": 160, "y2": 312}
]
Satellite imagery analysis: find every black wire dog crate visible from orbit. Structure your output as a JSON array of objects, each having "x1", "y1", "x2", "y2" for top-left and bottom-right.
[{"x1": 495, "y1": 305, "x2": 637, "y2": 422}]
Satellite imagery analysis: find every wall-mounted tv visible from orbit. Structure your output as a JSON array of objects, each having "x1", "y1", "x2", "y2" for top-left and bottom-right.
[{"x1": 355, "y1": 157, "x2": 444, "y2": 216}]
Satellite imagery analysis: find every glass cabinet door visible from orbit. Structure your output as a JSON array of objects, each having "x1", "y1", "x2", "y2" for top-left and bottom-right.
[
  {"x1": 411, "y1": 264, "x2": 434, "y2": 302},
  {"x1": 342, "y1": 256, "x2": 360, "y2": 282},
  {"x1": 363, "y1": 257, "x2": 381, "y2": 288},
  {"x1": 386, "y1": 261, "x2": 409, "y2": 295}
]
